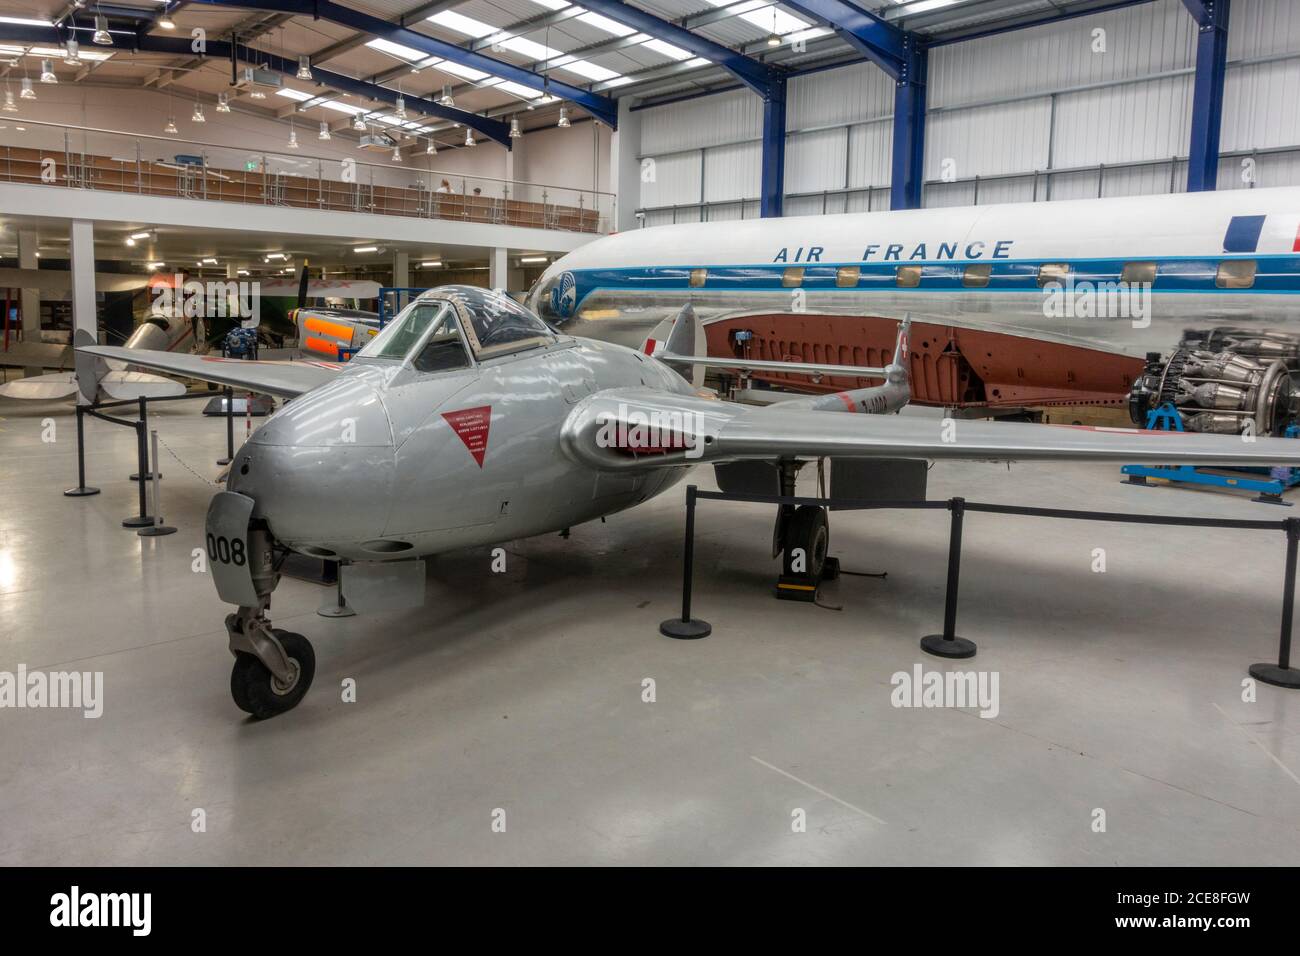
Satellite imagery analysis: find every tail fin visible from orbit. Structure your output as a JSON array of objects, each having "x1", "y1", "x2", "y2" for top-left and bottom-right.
[
  {"x1": 642, "y1": 304, "x2": 704, "y2": 388},
  {"x1": 892, "y1": 313, "x2": 911, "y2": 371}
]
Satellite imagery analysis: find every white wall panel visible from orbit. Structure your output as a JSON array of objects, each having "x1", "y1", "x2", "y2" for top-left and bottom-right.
[
  {"x1": 787, "y1": 62, "x2": 893, "y2": 129},
  {"x1": 926, "y1": 99, "x2": 1052, "y2": 179},
  {"x1": 639, "y1": 151, "x2": 701, "y2": 208},
  {"x1": 928, "y1": 0, "x2": 1196, "y2": 109},
  {"x1": 1051, "y1": 74, "x2": 1192, "y2": 168},
  {"x1": 846, "y1": 122, "x2": 892, "y2": 190},
  {"x1": 785, "y1": 128, "x2": 848, "y2": 193},
  {"x1": 703, "y1": 142, "x2": 761, "y2": 203},
  {"x1": 1230, "y1": 0, "x2": 1300, "y2": 59},
  {"x1": 639, "y1": 89, "x2": 762, "y2": 154}
]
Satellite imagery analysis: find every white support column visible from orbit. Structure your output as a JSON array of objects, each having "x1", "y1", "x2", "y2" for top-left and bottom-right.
[
  {"x1": 69, "y1": 219, "x2": 97, "y2": 405},
  {"x1": 489, "y1": 247, "x2": 509, "y2": 292},
  {"x1": 17, "y1": 229, "x2": 40, "y2": 376},
  {"x1": 392, "y1": 250, "x2": 409, "y2": 290},
  {"x1": 609, "y1": 97, "x2": 642, "y2": 233}
]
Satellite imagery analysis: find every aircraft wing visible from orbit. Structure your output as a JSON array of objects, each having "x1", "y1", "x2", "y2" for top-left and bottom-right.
[
  {"x1": 562, "y1": 387, "x2": 1300, "y2": 470},
  {"x1": 77, "y1": 346, "x2": 343, "y2": 399}
]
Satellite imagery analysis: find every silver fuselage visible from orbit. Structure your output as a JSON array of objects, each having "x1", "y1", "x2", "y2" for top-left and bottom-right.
[{"x1": 227, "y1": 334, "x2": 695, "y2": 561}]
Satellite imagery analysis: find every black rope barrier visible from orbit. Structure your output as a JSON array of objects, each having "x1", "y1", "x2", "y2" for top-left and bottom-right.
[{"x1": 661, "y1": 485, "x2": 1300, "y2": 689}]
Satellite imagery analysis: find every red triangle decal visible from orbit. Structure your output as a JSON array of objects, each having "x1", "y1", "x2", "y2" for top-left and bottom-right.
[{"x1": 442, "y1": 405, "x2": 492, "y2": 467}]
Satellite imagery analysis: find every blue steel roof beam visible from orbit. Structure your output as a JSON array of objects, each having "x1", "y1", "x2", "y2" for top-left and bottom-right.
[
  {"x1": 181, "y1": 0, "x2": 618, "y2": 128},
  {"x1": 8, "y1": 22, "x2": 514, "y2": 146},
  {"x1": 777, "y1": 0, "x2": 907, "y2": 79},
  {"x1": 570, "y1": 0, "x2": 784, "y2": 98}
]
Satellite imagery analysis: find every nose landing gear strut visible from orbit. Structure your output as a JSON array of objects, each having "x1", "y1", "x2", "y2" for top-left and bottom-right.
[{"x1": 226, "y1": 604, "x2": 315, "y2": 719}]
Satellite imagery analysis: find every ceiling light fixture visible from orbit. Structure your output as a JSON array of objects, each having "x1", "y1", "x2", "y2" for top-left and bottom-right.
[
  {"x1": 20, "y1": 78, "x2": 35, "y2": 101},
  {"x1": 420, "y1": 260, "x2": 441, "y2": 268},
  {"x1": 216, "y1": 92, "x2": 230, "y2": 112},
  {"x1": 124, "y1": 237, "x2": 135, "y2": 247},
  {"x1": 391, "y1": 144, "x2": 401, "y2": 161},
  {"x1": 64, "y1": 39, "x2": 80, "y2": 65},
  {"x1": 394, "y1": 94, "x2": 406, "y2": 119},
  {"x1": 425, "y1": 137, "x2": 436, "y2": 155},
  {"x1": 148, "y1": 261, "x2": 164, "y2": 269},
  {"x1": 438, "y1": 85, "x2": 454, "y2": 108},
  {"x1": 464, "y1": 128, "x2": 475, "y2": 147},
  {"x1": 164, "y1": 115, "x2": 178, "y2": 134},
  {"x1": 352, "y1": 245, "x2": 377, "y2": 253},
  {"x1": 287, "y1": 127, "x2": 298, "y2": 149},
  {"x1": 509, "y1": 117, "x2": 521, "y2": 139},
  {"x1": 92, "y1": 14, "x2": 112, "y2": 45},
  {"x1": 2, "y1": 90, "x2": 15, "y2": 112},
  {"x1": 352, "y1": 113, "x2": 366, "y2": 131},
  {"x1": 557, "y1": 106, "x2": 570, "y2": 128},
  {"x1": 192, "y1": 102, "x2": 205, "y2": 123},
  {"x1": 296, "y1": 55, "x2": 312, "y2": 80},
  {"x1": 39, "y1": 60, "x2": 56, "y2": 84},
  {"x1": 159, "y1": 12, "x2": 175, "y2": 29},
  {"x1": 318, "y1": 121, "x2": 330, "y2": 140}
]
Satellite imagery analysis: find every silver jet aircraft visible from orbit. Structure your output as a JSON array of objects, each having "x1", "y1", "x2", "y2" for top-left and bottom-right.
[{"x1": 80, "y1": 286, "x2": 1300, "y2": 719}]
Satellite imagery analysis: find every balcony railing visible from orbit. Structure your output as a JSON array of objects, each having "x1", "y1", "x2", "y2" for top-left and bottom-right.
[{"x1": 0, "y1": 120, "x2": 615, "y2": 234}]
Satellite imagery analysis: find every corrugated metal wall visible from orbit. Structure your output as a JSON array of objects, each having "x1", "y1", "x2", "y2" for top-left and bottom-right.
[{"x1": 635, "y1": 0, "x2": 1300, "y2": 221}]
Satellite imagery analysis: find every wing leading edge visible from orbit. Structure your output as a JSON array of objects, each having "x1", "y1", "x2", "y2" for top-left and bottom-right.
[
  {"x1": 561, "y1": 387, "x2": 1300, "y2": 471},
  {"x1": 76, "y1": 345, "x2": 343, "y2": 399}
]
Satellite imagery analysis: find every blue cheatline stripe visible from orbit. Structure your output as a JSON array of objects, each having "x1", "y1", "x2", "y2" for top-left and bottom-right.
[{"x1": 566, "y1": 255, "x2": 1300, "y2": 305}]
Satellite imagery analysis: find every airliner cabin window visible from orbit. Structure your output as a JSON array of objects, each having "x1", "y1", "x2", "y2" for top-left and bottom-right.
[
  {"x1": 1121, "y1": 261, "x2": 1157, "y2": 284},
  {"x1": 1216, "y1": 259, "x2": 1257, "y2": 289},
  {"x1": 782, "y1": 267, "x2": 804, "y2": 288},
  {"x1": 1037, "y1": 263, "x2": 1070, "y2": 287},
  {"x1": 689, "y1": 268, "x2": 707, "y2": 288},
  {"x1": 896, "y1": 266, "x2": 921, "y2": 288},
  {"x1": 836, "y1": 266, "x2": 860, "y2": 287},
  {"x1": 962, "y1": 264, "x2": 991, "y2": 288}
]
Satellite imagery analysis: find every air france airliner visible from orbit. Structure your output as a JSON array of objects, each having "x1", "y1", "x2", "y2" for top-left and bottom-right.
[{"x1": 527, "y1": 186, "x2": 1300, "y2": 357}]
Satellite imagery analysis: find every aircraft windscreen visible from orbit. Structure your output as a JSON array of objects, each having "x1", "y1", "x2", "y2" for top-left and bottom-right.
[
  {"x1": 411, "y1": 310, "x2": 471, "y2": 373},
  {"x1": 453, "y1": 287, "x2": 553, "y2": 356},
  {"x1": 358, "y1": 300, "x2": 447, "y2": 360}
]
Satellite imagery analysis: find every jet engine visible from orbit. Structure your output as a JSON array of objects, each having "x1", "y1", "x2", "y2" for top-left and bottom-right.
[
  {"x1": 1129, "y1": 347, "x2": 1298, "y2": 436},
  {"x1": 1180, "y1": 327, "x2": 1300, "y2": 369}
]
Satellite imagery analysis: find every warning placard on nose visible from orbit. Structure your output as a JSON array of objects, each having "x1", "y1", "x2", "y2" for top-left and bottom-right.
[{"x1": 442, "y1": 405, "x2": 492, "y2": 467}]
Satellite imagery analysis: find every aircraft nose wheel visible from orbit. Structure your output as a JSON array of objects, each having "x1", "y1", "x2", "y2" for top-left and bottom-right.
[{"x1": 230, "y1": 629, "x2": 315, "y2": 719}]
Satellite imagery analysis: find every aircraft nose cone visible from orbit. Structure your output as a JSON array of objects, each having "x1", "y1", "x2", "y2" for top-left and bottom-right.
[{"x1": 227, "y1": 378, "x2": 396, "y2": 551}]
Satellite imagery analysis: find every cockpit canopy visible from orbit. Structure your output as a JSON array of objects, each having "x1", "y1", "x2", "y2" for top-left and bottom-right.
[{"x1": 356, "y1": 285, "x2": 554, "y2": 370}]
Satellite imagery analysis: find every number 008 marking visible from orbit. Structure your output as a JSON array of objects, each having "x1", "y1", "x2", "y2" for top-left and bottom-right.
[{"x1": 206, "y1": 533, "x2": 247, "y2": 566}]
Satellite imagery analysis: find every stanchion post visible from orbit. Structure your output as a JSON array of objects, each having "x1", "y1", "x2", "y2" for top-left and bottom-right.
[
  {"x1": 129, "y1": 396, "x2": 158, "y2": 482},
  {"x1": 138, "y1": 429, "x2": 176, "y2": 537},
  {"x1": 217, "y1": 386, "x2": 234, "y2": 466},
  {"x1": 63, "y1": 403, "x2": 100, "y2": 497},
  {"x1": 660, "y1": 484, "x2": 712, "y2": 639},
  {"x1": 1249, "y1": 517, "x2": 1300, "y2": 688},
  {"x1": 920, "y1": 496, "x2": 977, "y2": 659},
  {"x1": 121, "y1": 419, "x2": 154, "y2": 528}
]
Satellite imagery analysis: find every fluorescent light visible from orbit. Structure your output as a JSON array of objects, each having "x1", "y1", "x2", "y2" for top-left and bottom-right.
[
  {"x1": 0, "y1": 16, "x2": 53, "y2": 27},
  {"x1": 520, "y1": 256, "x2": 548, "y2": 264},
  {"x1": 352, "y1": 245, "x2": 377, "y2": 253},
  {"x1": 320, "y1": 99, "x2": 365, "y2": 115},
  {"x1": 276, "y1": 87, "x2": 313, "y2": 102},
  {"x1": 420, "y1": 260, "x2": 441, "y2": 267},
  {"x1": 641, "y1": 39, "x2": 693, "y2": 61},
  {"x1": 202, "y1": 257, "x2": 218, "y2": 265},
  {"x1": 575, "y1": 11, "x2": 636, "y2": 37},
  {"x1": 428, "y1": 10, "x2": 496, "y2": 39},
  {"x1": 130, "y1": 231, "x2": 151, "y2": 239},
  {"x1": 264, "y1": 252, "x2": 288, "y2": 260},
  {"x1": 148, "y1": 262, "x2": 164, "y2": 269},
  {"x1": 365, "y1": 37, "x2": 426, "y2": 62}
]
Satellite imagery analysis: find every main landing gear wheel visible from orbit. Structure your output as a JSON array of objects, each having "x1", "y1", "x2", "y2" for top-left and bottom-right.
[
  {"x1": 231, "y1": 629, "x2": 315, "y2": 719},
  {"x1": 782, "y1": 505, "x2": 829, "y2": 579}
]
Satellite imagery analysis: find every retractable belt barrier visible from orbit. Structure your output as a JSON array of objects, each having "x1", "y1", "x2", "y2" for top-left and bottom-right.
[{"x1": 661, "y1": 485, "x2": 1300, "y2": 690}]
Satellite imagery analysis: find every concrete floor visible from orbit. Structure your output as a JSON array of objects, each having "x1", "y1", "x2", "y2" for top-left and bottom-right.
[{"x1": 2, "y1": 395, "x2": 1299, "y2": 866}]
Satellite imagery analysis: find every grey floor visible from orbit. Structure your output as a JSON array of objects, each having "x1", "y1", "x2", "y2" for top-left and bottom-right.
[{"x1": 2, "y1": 395, "x2": 1299, "y2": 866}]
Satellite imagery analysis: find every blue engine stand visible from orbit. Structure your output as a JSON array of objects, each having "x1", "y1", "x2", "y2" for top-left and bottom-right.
[{"x1": 1121, "y1": 403, "x2": 1300, "y2": 506}]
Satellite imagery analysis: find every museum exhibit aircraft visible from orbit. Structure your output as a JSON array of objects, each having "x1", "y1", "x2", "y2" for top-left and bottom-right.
[
  {"x1": 80, "y1": 287, "x2": 1300, "y2": 720},
  {"x1": 527, "y1": 187, "x2": 1300, "y2": 414}
]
